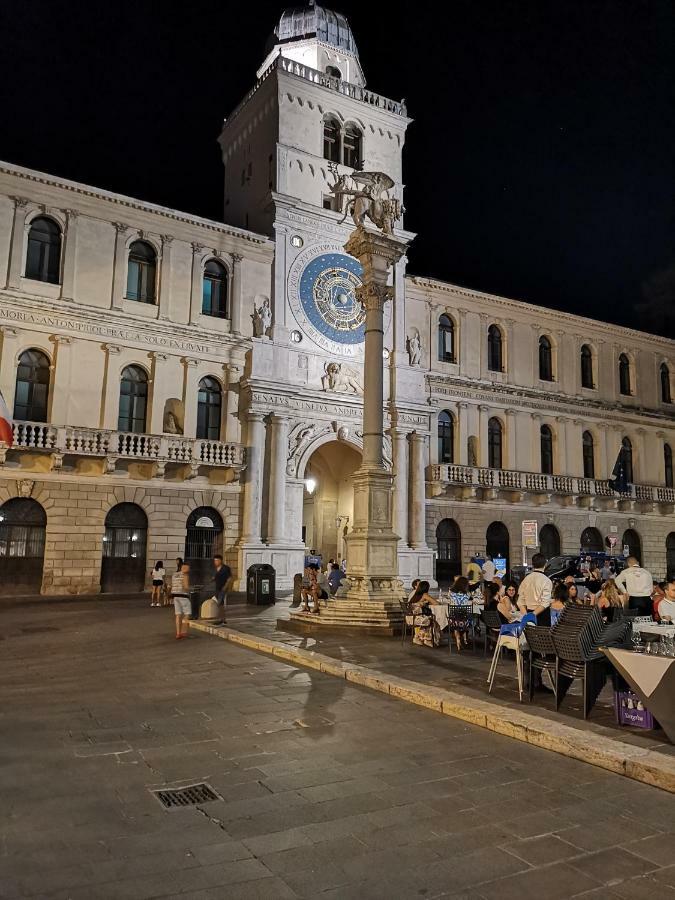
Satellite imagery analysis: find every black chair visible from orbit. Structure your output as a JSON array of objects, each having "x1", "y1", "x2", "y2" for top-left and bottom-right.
[
  {"x1": 551, "y1": 628, "x2": 608, "y2": 719},
  {"x1": 399, "y1": 599, "x2": 418, "y2": 644},
  {"x1": 481, "y1": 609, "x2": 502, "y2": 657},
  {"x1": 446, "y1": 605, "x2": 472, "y2": 654},
  {"x1": 524, "y1": 624, "x2": 557, "y2": 702}
]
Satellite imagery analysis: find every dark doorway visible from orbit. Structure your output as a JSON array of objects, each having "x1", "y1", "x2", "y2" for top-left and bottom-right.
[
  {"x1": 622, "y1": 528, "x2": 641, "y2": 562},
  {"x1": 435, "y1": 518, "x2": 461, "y2": 587},
  {"x1": 101, "y1": 503, "x2": 147, "y2": 593},
  {"x1": 539, "y1": 524, "x2": 561, "y2": 561},
  {"x1": 486, "y1": 521, "x2": 510, "y2": 575},
  {"x1": 580, "y1": 526, "x2": 603, "y2": 553},
  {"x1": 0, "y1": 498, "x2": 46, "y2": 595},
  {"x1": 667, "y1": 533, "x2": 675, "y2": 581},
  {"x1": 185, "y1": 507, "x2": 223, "y2": 589}
]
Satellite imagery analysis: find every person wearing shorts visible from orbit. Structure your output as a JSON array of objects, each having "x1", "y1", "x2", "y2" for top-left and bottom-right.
[{"x1": 171, "y1": 563, "x2": 191, "y2": 639}]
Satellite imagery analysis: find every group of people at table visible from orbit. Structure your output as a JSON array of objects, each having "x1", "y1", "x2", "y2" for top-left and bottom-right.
[{"x1": 406, "y1": 554, "x2": 675, "y2": 650}]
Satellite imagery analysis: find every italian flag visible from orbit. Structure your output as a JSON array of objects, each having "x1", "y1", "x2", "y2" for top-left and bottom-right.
[{"x1": 0, "y1": 391, "x2": 13, "y2": 446}]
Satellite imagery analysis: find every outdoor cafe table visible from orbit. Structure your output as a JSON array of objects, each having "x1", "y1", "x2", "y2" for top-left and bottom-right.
[
  {"x1": 432, "y1": 601, "x2": 484, "y2": 632},
  {"x1": 602, "y1": 647, "x2": 675, "y2": 743},
  {"x1": 633, "y1": 622, "x2": 675, "y2": 638}
]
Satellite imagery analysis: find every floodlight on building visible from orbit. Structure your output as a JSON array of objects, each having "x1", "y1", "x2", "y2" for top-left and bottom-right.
[{"x1": 304, "y1": 477, "x2": 317, "y2": 494}]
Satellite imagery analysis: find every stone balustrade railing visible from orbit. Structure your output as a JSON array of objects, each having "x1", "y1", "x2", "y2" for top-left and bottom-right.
[
  {"x1": 228, "y1": 56, "x2": 407, "y2": 124},
  {"x1": 7, "y1": 421, "x2": 245, "y2": 472},
  {"x1": 428, "y1": 463, "x2": 675, "y2": 505}
]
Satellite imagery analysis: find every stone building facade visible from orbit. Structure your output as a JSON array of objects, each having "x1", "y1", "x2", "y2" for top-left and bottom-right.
[{"x1": 0, "y1": 3, "x2": 673, "y2": 597}]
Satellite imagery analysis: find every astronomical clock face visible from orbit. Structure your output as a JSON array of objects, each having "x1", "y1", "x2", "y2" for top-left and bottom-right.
[{"x1": 288, "y1": 243, "x2": 366, "y2": 357}]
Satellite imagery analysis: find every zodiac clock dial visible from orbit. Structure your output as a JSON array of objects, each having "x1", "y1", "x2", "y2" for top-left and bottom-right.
[{"x1": 298, "y1": 253, "x2": 365, "y2": 345}]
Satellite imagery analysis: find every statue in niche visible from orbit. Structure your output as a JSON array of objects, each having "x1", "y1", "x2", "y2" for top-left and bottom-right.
[
  {"x1": 467, "y1": 435, "x2": 478, "y2": 467},
  {"x1": 407, "y1": 329, "x2": 422, "y2": 366},
  {"x1": 252, "y1": 296, "x2": 272, "y2": 337},
  {"x1": 163, "y1": 399, "x2": 184, "y2": 435},
  {"x1": 321, "y1": 362, "x2": 363, "y2": 395}
]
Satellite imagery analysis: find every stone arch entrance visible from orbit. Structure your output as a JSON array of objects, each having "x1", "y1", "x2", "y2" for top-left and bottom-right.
[
  {"x1": 185, "y1": 507, "x2": 224, "y2": 587},
  {"x1": 0, "y1": 498, "x2": 46, "y2": 595},
  {"x1": 435, "y1": 518, "x2": 461, "y2": 587},
  {"x1": 101, "y1": 503, "x2": 147, "y2": 593},
  {"x1": 539, "y1": 524, "x2": 561, "y2": 561},
  {"x1": 300, "y1": 439, "x2": 362, "y2": 566}
]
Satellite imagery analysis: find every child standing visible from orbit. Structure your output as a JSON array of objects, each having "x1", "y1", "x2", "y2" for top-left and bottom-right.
[{"x1": 150, "y1": 560, "x2": 165, "y2": 607}]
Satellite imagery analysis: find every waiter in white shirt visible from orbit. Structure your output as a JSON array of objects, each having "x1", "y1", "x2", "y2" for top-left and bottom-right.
[
  {"x1": 517, "y1": 553, "x2": 553, "y2": 626},
  {"x1": 481, "y1": 556, "x2": 496, "y2": 586},
  {"x1": 614, "y1": 557, "x2": 654, "y2": 616}
]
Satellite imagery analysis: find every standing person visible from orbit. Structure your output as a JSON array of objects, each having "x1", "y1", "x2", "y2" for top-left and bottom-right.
[
  {"x1": 448, "y1": 575, "x2": 473, "y2": 651},
  {"x1": 614, "y1": 557, "x2": 654, "y2": 616},
  {"x1": 327, "y1": 562, "x2": 343, "y2": 596},
  {"x1": 165, "y1": 557, "x2": 183, "y2": 606},
  {"x1": 481, "y1": 555, "x2": 496, "y2": 587},
  {"x1": 171, "y1": 562, "x2": 191, "y2": 640},
  {"x1": 466, "y1": 557, "x2": 482, "y2": 589},
  {"x1": 516, "y1": 552, "x2": 553, "y2": 626},
  {"x1": 150, "y1": 560, "x2": 165, "y2": 607},
  {"x1": 212, "y1": 554, "x2": 232, "y2": 627}
]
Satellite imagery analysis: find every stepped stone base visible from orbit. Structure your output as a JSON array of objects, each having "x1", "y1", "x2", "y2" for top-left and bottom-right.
[{"x1": 287, "y1": 596, "x2": 403, "y2": 637}]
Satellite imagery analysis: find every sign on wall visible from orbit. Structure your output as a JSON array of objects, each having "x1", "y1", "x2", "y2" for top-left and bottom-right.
[{"x1": 521, "y1": 520, "x2": 539, "y2": 548}]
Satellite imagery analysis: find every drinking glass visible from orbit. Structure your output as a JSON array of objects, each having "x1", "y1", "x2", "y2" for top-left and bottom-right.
[{"x1": 631, "y1": 631, "x2": 642, "y2": 653}]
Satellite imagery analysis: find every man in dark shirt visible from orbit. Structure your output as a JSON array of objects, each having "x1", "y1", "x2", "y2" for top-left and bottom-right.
[{"x1": 213, "y1": 554, "x2": 232, "y2": 626}]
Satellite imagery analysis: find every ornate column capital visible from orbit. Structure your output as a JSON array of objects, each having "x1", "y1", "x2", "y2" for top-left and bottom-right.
[
  {"x1": 161, "y1": 234, "x2": 174, "y2": 246},
  {"x1": 477, "y1": 404, "x2": 490, "y2": 413},
  {"x1": 457, "y1": 401, "x2": 469, "y2": 409},
  {"x1": 355, "y1": 283, "x2": 393, "y2": 311},
  {"x1": 63, "y1": 208, "x2": 79, "y2": 221},
  {"x1": 505, "y1": 408, "x2": 517, "y2": 417},
  {"x1": 191, "y1": 241, "x2": 204, "y2": 254},
  {"x1": 50, "y1": 334, "x2": 72, "y2": 346},
  {"x1": 555, "y1": 415, "x2": 567, "y2": 424},
  {"x1": 182, "y1": 357, "x2": 199, "y2": 368},
  {"x1": 150, "y1": 351, "x2": 169, "y2": 362},
  {"x1": 0, "y1": 326, "x2": 19, "y2": 338},
  {"x1": 269, "y1": 412, "x2": 290, "y2": 426},
  {"x1": 10, "y1": 196, "x2": 29, "y2": 209},
  {"x1": 231, "y1": 252, "x2": 244, "y2": 264},
  {"x1": 104, "y1": 343, "x2": 122, "y2": 354},
  {"x1": 246, "y1": 410, "x2": 266, "y2": 423},
  {"x1": 112, "y1": 222, "x2": 128, "y2": 235}
]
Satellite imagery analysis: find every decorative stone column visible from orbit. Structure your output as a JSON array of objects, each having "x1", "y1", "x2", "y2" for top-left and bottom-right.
[
  {"x1": 239, "y1": 411, "x2": 265, "y2": 545},
  {"x1": 556, "y1": 416, "x2": 568, "y2": 475},
  {"x1": 0, "y1": 326, "x2": 20, "y2": 412},
  {"x1": 505, "y1": 409, "x2": 517, "y2": 471},
  {"x1": 267, "y1": 414, "x2": 289, "y2": 544},
  {"x1": 157, "y1": 235, "x2": 173, "y2": 320},
  {"x1": 223, "y1": 363, "x2": 242, "y2": 444},
  {"x1": 409, "y1": 431, "x2": 428, "y2": 549},
  {"x1": 390, "y1": 426, "x2": 409, "y2": 547},
  {"x1": 6, "y1": 197, "x2": 30, "y2": 289},
  {"x1": 339, "y1": 225, "x2": 408, "y2": 607},
  {"x1": 230, "y1": 253, "x2": 243, "y2": 335},
  {"x1": 457, "y1": 402, "x2": 469, "y2": 466},
  {"x1": 48, "y1": 335, "x2": 73, "y2": 425},
  {"x1": 60, "y1": 209, "x2": 79, "y2": 301},
  {"x1": 111, "y1": 223, "x2": 129, "y2": 309},
  {"x1": 181, "y1": 357, "x2": 200, "y2": 437},
  {"x1": 478, "y1": 404, "x2": 489, "y2": 467}
]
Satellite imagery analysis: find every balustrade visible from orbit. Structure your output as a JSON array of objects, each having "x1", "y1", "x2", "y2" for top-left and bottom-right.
[{"x1": 12, "y1": 421, "x2": 57, "y2": 449}]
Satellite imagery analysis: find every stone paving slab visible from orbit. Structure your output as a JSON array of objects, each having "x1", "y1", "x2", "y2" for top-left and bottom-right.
[{"x1": 191, "y1": 618, "x2": 675, "y2": 794}]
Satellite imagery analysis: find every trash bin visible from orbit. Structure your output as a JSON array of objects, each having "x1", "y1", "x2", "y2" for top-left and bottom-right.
[{"x1": 247, "y1": 564, "x2": 275, "y2": 605}]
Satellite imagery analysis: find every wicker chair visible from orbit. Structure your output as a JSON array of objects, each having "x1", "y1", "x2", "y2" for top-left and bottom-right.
[
  {"x1": 551, "y1": 628, "x2": 607, "y2": 719},
  {"x1": 524, "y1": 624, "x2": 557, "y2": 702},
  {"x1": 446, "y1": 605, "x2": 472, "y2": 654}
]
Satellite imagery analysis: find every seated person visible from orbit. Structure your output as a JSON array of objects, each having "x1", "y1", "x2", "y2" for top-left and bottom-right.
[
  {"x1": 550, "y1": 583, "x2": 568, "y2": 626},
  {"x1": 483, "y1": 582, "x2": 501, "y2": 612},
  {"x1": 407, "y1": 578, "x2": 420, "y2": 607},
  {"x1": 567, "y1": 583, "x2": 584, "y2": 606},
  {"x1": 448, "y1": 575, "x2": 472, "y2": 651},
  {"x1": 652, "y1": 581, "x2": 666, "y2": 619},
  {"x1": 593, "y1": 578, "x2": 626, "y2": 618},
  {"x1": 657, "y1": 579, "x2": 675, "y2": 623},
  {"x1": 327, "y1": 562, "x2": 343, "y2": 596},
  {"x1": 585, "y1": 567, "x2": 603, "y2": 595},
  {"x1": 497, "y1": 582, "x2": 519, "y2": 624},
  {"x1": 409, "y1": 580, "x2": 439, "y2": 647}
]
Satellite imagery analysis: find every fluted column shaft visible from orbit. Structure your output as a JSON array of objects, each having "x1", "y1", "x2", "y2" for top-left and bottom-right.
[
  {"x1": 267, "y1": 414, "x2": 289, "y2": 544},
  {"x1": 390, "y1": 427, "x2": 409, "y2": 545},
  {"x1": 241, "y1": 412, "x2": 265, "y2": 544},
  {"x1": 409, "y1": 432, "x2": 428, "y2": 549}
]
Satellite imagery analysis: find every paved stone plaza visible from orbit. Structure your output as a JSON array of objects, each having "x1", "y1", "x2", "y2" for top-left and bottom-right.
[{"x1": 2, "y1": 599, "x2": 675, "y2": 899}]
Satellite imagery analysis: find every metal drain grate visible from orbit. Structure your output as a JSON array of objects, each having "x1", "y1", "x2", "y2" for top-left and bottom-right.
[{"x1": 151, "y1": 782, "x2": 222, "y2": 810}]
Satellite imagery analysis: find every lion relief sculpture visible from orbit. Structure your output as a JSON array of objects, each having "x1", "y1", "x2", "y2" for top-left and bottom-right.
[{"x1": 321, "y1": 362, "x2": 363, "y2": 395}]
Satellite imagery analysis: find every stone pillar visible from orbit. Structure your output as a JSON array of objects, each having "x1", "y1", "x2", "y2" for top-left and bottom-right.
[
  {"x1": 409, "y1": 431, "x2": 428, "y2": 549},
  {"x1": 0, "y1": 327, "x2": 20, "y2": 413},
  {"x1": 504, "y1": 409, "x2": 516, "y2": 470},
  {"x1": 556, "y1": 416, "x2": 568, "y2": 475},
  {"x1": 478, "y1": 404, "x2": 489, "y2": 467},
  {"x1": 571, "y1": 419, "x2": 585, "y2": 476},
  {"x1": 240, "y1": 411, "x2": 265, "y2": 544},
  {"x1": 457, "y1": 402, "x2": 469, "y2": 465},
  {"x1": 392, "y1": 256, "x2": 407, "y2": 364},
  {"x1": 48, "y1": 335, "x2": 73, "y2": 425},
  {"x1": 390, "y1": 427, "x2": 408, "y2": 546},
  {"x1": 189, "y1": 242, "x2": 204, "y2": 323},
  {"x1": 635, "y1": 428, "x2": 647, "y2": 484},
  {"x1": 267, "y1": 414, "x2": 289, "y2": 544},
  {"x1": 149, "y1": 352, "x2": 170, "y2": 434},
  {"x1": 111, "y1": 223, "x2": 128, "y2": 309},
  {"x1": 157, "y1": 235, "x2": 173, "y2": 320},
  {"x1": 60, "y1": 209, "x2": 78, "y2": 301},
  {"x1": 230, "y1": 253, "x2": 243, "y2": 335},
  {"x1": 224, "y1": 363, "x2": 242, "y2": 444},
  {"x1": 181, "y1": 358, "x2": 200, "y2": 437},
  {"x1": 6, "y1": 197, "x2": 30, "y2": 289},
  {"x1": 101, "y1": 344, "x2": 122, "y2": 429}
]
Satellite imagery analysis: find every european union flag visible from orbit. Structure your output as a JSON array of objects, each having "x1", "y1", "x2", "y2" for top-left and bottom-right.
[{"x1": 609, "y1": 449, "x2": 629, "y2": 493}]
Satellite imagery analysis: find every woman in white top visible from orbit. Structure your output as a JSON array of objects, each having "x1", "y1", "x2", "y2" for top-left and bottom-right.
[{"x1": 151, "y1": 560, "x2": 165, "y2": 607}]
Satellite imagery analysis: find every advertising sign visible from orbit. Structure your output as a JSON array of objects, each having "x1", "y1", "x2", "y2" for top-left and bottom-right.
[
  {"x1": 493, "y1": 556, "x2": 507, "y2": 579},
  {"x1": 521, "y1": 520, "x2": 539, "y2": 548}
]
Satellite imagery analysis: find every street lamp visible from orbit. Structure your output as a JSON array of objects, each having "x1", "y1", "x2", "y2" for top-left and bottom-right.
[{"x1": 304, "y1": 477, "x2": 316, "y2": 495}]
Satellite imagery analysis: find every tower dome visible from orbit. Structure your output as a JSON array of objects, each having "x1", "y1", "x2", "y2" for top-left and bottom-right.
[{"x1": 270, "y1": 3, "x2": 359, "y2": 58}]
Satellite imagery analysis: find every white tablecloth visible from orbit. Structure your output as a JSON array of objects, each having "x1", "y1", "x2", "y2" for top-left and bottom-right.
[
  {"x1": 635, "y1": 623, "x2": 675, "y2": 637},
  {"x1": 603, "y1": 647, "x2": 675, "y2": 743}
]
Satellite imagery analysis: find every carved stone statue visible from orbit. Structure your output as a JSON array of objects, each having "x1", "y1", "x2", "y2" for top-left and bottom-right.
[
  {"x1": 328, "y1": 166, "x2": 403, "y2": 235},
  {"x1": 468, "y1": 435, "x2": 478, "y2": 467},
  {"x1": 252, "y1": 296, "x2": 272, "y2": 337},
  {"x1": 321, "y1": 362, "x2": 363, "y2": 395},
  {"x1": 407, "y1": 329, "x2": 422, "y2": 366},
  {"x1": 163, "y1": 399, "x2": 184, "y2": 435},
  {"x1": 164, "y1": 412, "x2": 180, "y2": 435}
]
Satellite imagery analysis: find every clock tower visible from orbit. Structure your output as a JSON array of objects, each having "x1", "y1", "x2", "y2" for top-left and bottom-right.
[{"x1": 219, "y1": 5, "x2": 435, "y2": 595}]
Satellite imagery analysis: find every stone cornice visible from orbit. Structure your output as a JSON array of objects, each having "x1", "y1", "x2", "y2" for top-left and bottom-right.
[
  {"x1": 0, "y1": 161, "x2": 273, "y2": 251},
  {"x1": 408, "y1": 275, "x2": 675, "y2": 349}
]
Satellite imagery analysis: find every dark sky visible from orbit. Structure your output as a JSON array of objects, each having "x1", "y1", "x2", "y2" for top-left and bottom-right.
[{"x1": 2, "y1": 0, "x2": 674, "y2": 336}]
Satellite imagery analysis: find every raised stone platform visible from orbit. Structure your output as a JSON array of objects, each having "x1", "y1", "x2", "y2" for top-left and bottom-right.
[{"x1": 287, "y1": 596, "x2": 403, "y2": 636}]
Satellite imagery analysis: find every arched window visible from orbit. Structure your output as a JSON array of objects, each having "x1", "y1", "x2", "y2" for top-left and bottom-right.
[
  {"x1": 435, "y1": 519, "x2": 461, "y2": 586},
  {"x1": 488, "y1": 417, "x2": 503, "y2": 469},
  {"x1": 581, "y1": 526, "x2": 603, "y2": 552},
  {"x1": 437, "y1": 410, "x2": 454, "y2": 464},
  {"x1": 101, "y1": 503, "x2": 147, "y2": 593},
  {"x1": 25, "y1": 216, "x2": 62, "y2": 284},
  {"x1": 486, "y1": 522, "x2": 510, "y2": 574},
  {"x1": 619, "y1": 353, "x2": 631, "y2": 396},
  {"x1": 621, "y1": 436, "x2": 633, "y2": 484},
  {"x1": 0, "y1": 498, "x2": 47, "y2": 595},
  {"x1": 580, "y1": 344, "x2": 594, "y2": 389},
  {"x1": 487, "y1": 325, "x2": 503, "y2": 372},
  {"x1": 185, "y1": 506, "x2": 224, "y2": 586},
  {"x1": 325, "y1": 65, "x2": 342, "y2": 79},
  {"x1": 539, "y1": 524, "x2": 561, "y2": 560},
  {"x1": 661, "y1": 363, "x2": 672, "y2": 404},
  {"x1": 438, "y1": 314, "x2": 455, "y2": 362},
  {"x1": 197, "y1": 377, "x2": 222, "y2": 441},
  {"x1": 343, "y1": 123, "x2": 362, "y2": 169},
  {"x1": 665, "y1": 443, "x2": 673, "y2": 488},
  {"x1": 538, "y1": 336, "x2": 553, "y2": 381},
  {"x1": 540, "y1": 424, "x2": 553, "y2": 475},
  {"x1": 622, "y1": 528, "x2": 641, "y2": 563},
  {"x1": 118, "y1": 366, "x2": 148, "y2": 433},
  {"x1": 323, "y1": 116, "x2": 341, "y2": 163},
  {"x1": 582, "y1": 431, "x2": 595, "y2": 479},
  {"x1": 202, "y1": 259, "x2": 228, "y2": 318},
  {"x1": 126, "y1": 240, "x2": 157, "y2": 303},
  {"x1": 14, "y1": 349, "x2": 50, "y2": 422}
]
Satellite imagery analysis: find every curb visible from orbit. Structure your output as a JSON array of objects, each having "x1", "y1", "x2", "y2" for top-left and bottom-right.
[{"x1": 190, "y1": 621, "x2": 675, "y2": 794}]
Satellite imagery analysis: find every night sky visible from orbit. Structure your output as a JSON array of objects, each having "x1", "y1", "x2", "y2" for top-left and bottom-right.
[{"x1": 2, "y1": 0, "x2": 674, "y2": 337}]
